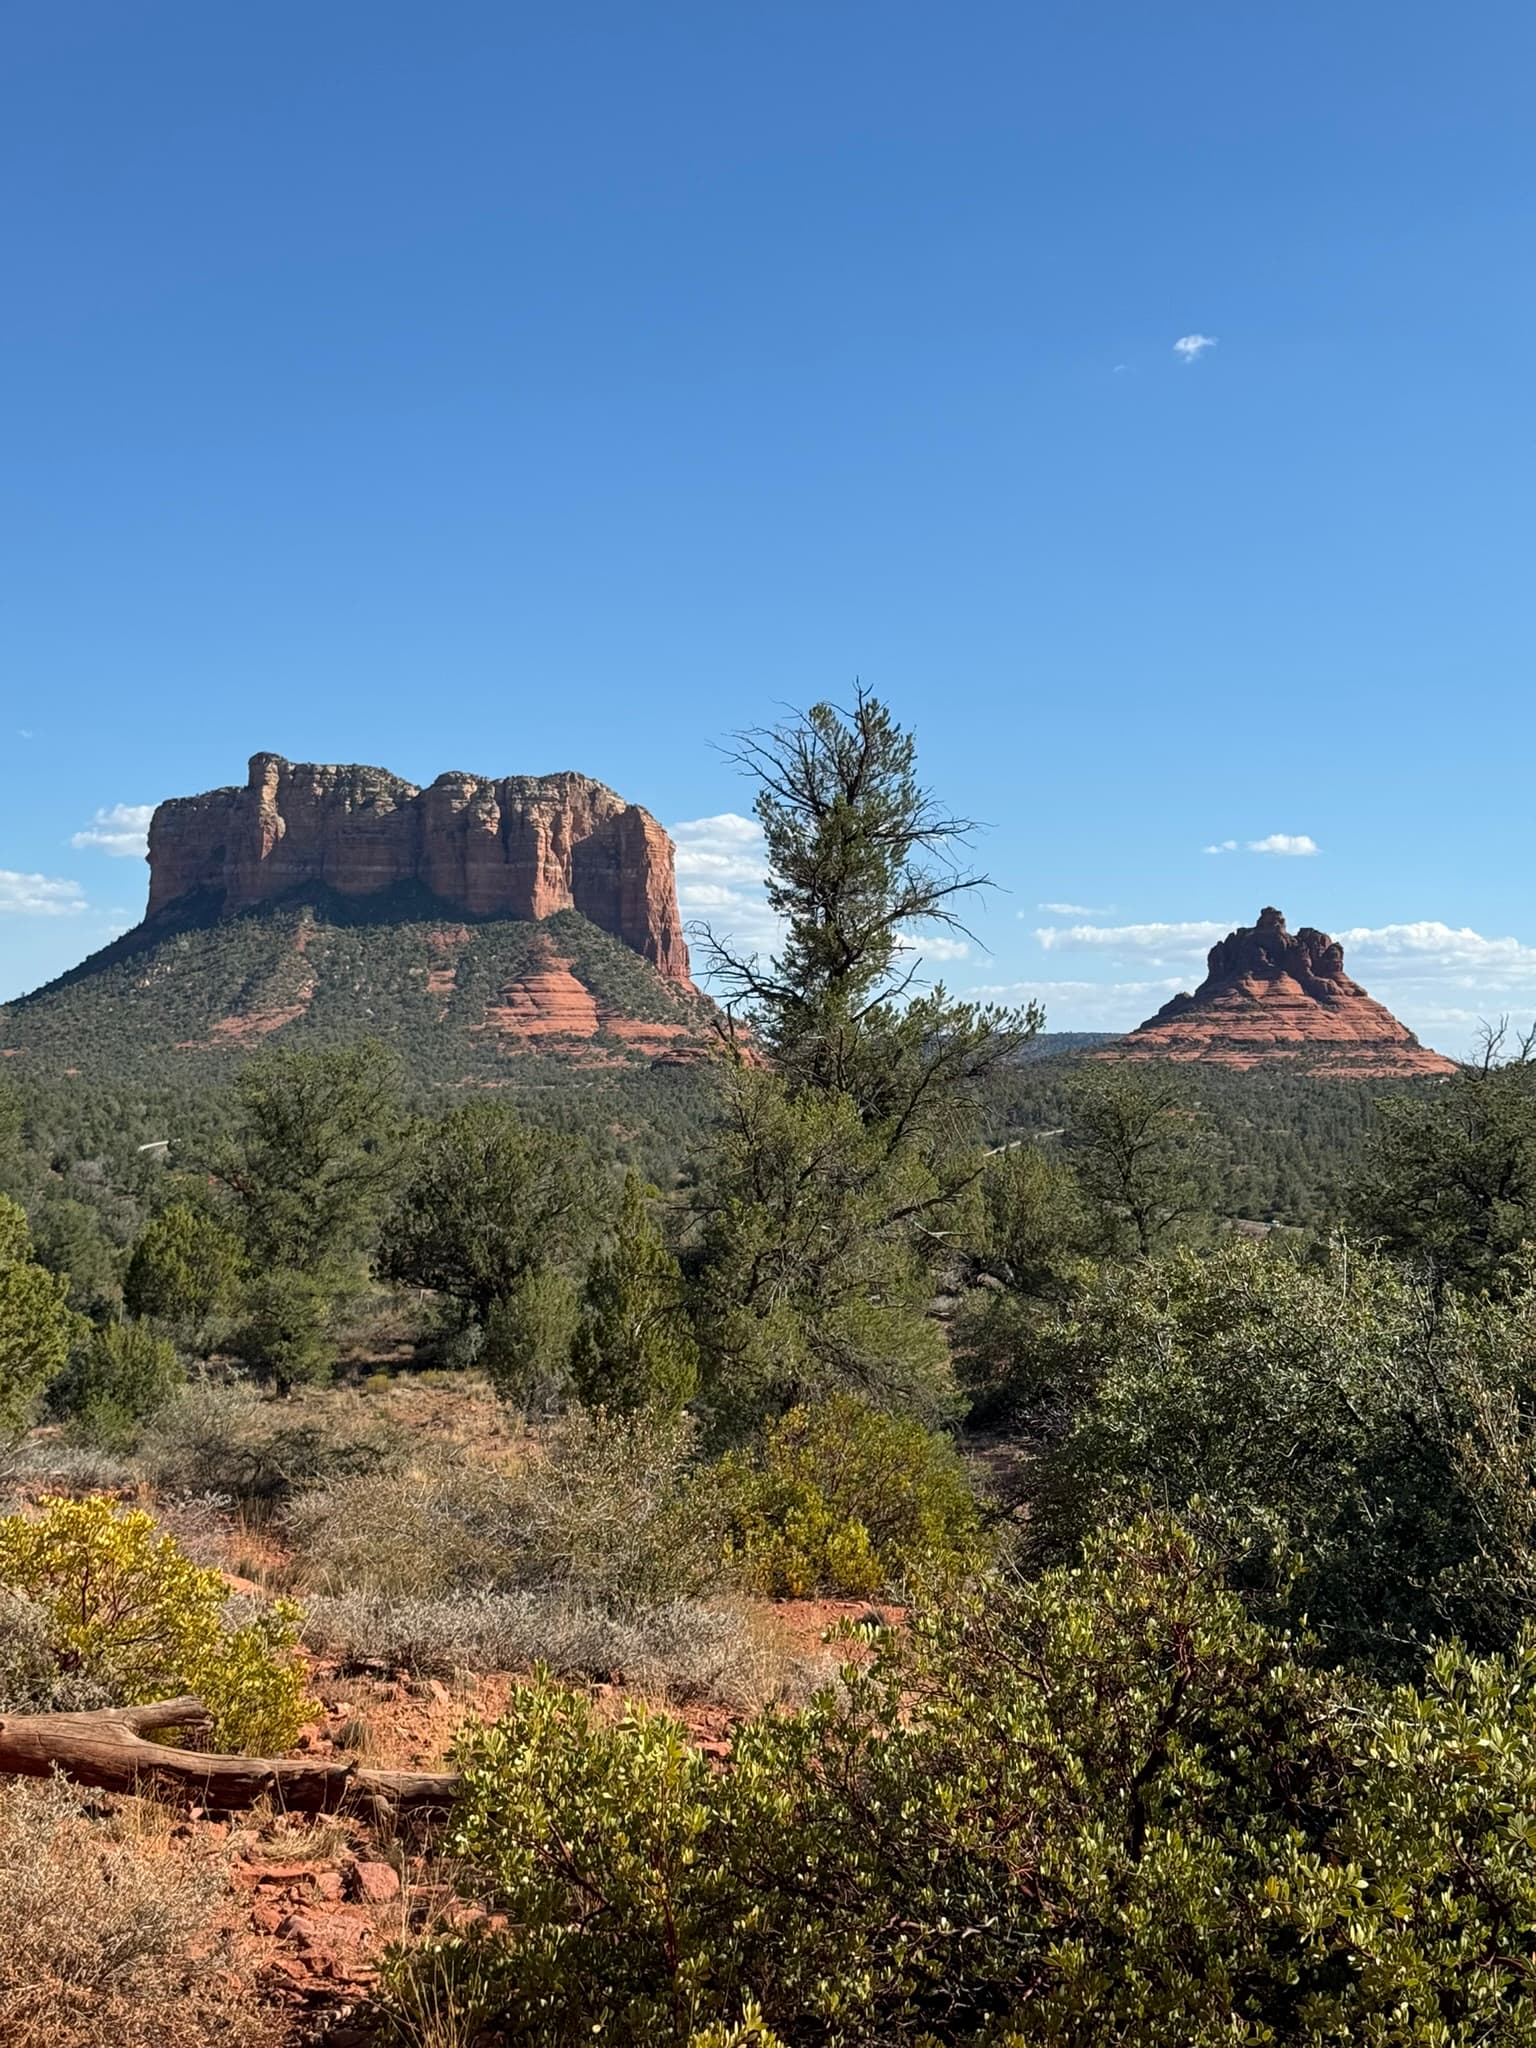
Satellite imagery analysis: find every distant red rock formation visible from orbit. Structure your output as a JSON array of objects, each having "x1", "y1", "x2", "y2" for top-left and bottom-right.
[
  {"x1": 1115, "y1": 907, "x2": 1457, "y2": 1077},
  {"x1": 145, "y1": 753, "x2": 692, "y2": 986}
]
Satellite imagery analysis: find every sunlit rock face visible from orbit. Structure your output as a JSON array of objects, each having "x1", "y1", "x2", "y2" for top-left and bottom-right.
[
  {"x1": 1114, "y1": 907, "x2": 1457, "y2": 1077},
  {"x1": 145, "y1": 753, "x2": 692, "y2": 987}
]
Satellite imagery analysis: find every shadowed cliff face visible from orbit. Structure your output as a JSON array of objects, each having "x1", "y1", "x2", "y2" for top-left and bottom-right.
[
  {"x1": 145, "y1": 754, "x2": 692, "y2": 987},
  {"x1": 1117, "y1": 907, "x2": 1457, "y2": 1077}
]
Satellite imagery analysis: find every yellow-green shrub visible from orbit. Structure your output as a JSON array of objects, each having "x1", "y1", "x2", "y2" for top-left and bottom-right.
[
  {"x1": 0, "y1": 1495, "x2": 312, "y2": 1752},
  {"x1": 714, "y1": 1395, "x2": 989, "y2": 1598}
]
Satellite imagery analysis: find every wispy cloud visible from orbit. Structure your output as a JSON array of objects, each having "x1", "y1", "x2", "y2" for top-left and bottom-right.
[
  {"x1": 1205, "y1": 833, "x2": 1319, "y2": 857},
  {"x1": 1341, "y1": 922, "x2": 1536, "y2": 982},
  {"x1": 1036, "y1": 901, "x2": 1112, "y2": 917},
  {"x1": 0, "y1": 871, "x2": 88, "y2": 917},
  {"x1": 669, "y1": 813, "x2": 779, "y2": 961},
  {"x1": 1035, "y1": 920, "x2": 1229, "y2": 958},
  {"x1": 967, "y1": 976, "x2": 1186, "y2": 1032},
  {"x1": 71, "y1": 802, "x2": 155, "y2": 858},
  {"x1": 1174, "y1": 333, "x2": 1217, "y2": 363},
  {"x1": 670, "y1": 811, "x2": 976, "y2": 981}
]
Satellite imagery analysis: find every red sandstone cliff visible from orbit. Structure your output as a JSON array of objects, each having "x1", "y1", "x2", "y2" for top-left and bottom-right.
[
  {"x1": 146, "y1": 754, "x2": 692, "y2": 987},
  {"x1": 1115, "y1": 907, "x2": 1456, "y2": 1077}
]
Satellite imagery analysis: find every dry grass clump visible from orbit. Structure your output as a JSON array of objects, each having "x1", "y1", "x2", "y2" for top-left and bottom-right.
[
  {"x1": 286, "y1": 1461, "x2": 525, "y2": 1597},
  {"x1": 0, "y1": 1776, "x2": 275, "y2": 2048},
  {"x1": 288, "y1": 1405, "x2": 728, "y2": 1608},
  {"x1": 303, "y1": 1587, "x2": 823, "y2": 1708},
  {"x1": 138, "y1": 1379, "x2": 407, "y2": 1510},
  {"x1": 0, "y1": 1436, "x2": 136, "y2": 1509}
]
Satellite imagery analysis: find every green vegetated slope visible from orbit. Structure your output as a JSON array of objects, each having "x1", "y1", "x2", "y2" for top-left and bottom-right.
[
  {"x1": 1, "y1": 889, "x2": 715, "y2": 1085},
  {"x1": 980, "y1": 1049, "x2": 1440, "y2": 1228}
]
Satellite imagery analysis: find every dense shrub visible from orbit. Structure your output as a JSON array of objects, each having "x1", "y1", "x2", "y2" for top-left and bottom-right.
[
  {"x1": 1017, "y1": 1238, "x2": 1536, "y2": 1669},
  {"x1": 50, "y1": 1318, "x2": 183, "y2": 1447},
  {"x1": 0, "y1": 1588, "x2": 113, "y2": 1712},
  {"x1": 713, "y1": 1394, "x2": 989, "y2": 1597},
  {"x1": 0, "y1": 1193, "x2": 76, "y2": 1447},
  {"x1": 287, "y1": 1461, "x2": 526, "y2": 1598},
  {"x1": 377, "y1": 1518, "x2": 1536, "y2": 2047},
  {"x1": 123, "y1": 1199, "x2": 246, "y2": 1347},
  {"x1": 0, "y1": 1495, "x2": 312, "y2": 1751}
]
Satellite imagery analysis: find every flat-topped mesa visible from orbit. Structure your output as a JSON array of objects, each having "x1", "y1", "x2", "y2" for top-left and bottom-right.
[
  {"x1": 1118, "y1": 906, "x2": 1457, "y2": 1077},
  {"x1": 146, "y1": 753, "x2": 692, "y2": 987}
]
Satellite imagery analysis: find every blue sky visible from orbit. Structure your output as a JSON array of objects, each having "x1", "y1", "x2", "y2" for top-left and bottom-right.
[{"x1": 3, "y1": 0, "x2": 1534, "y2": 1050}]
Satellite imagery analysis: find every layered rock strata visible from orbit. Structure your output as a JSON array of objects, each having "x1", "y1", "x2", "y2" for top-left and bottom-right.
[
  {"x1": 1117, "y1": 907, "x2": 1457, "y2": 1076},
  {"x1": 145, "y1": 753, "x2": 691, "y2": 986}
]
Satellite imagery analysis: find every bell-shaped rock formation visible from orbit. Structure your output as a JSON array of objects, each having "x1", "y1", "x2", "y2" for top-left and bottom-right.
[
  {"x1": 145, "y1": 753, "x2": 691, "y2": 986},
  {"x1": 1117, "y1": 907, "x2": 1456, "y2": 1076}
]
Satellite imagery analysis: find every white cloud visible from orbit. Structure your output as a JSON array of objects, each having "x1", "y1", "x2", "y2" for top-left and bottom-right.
[
  {"x1": 918, "y1": 934, "x2": 970, "y2": 962},
  {"x1": 670, "y1": 813, "x2": 780, "y2": 964},
  {"x1": 1340, "y1": 922, "x2": 1536, "y2": 984},
  {"x1": 1248, "y1": 833, "x2": 1318, "y2": 857},
  {"x1": 1174, "y1": 333, "x2": 1217, "y2": 363},
  {"x1": 1036, "y1": 901, "x2": 1111, "y2": 917},
  {"x1": 1035, "y1": 920, "x2": 1229, "y2": 957},
  {"x1": 71, "y1": 802, "x2": 155, "y2": 858},
  {"x1": 1206, "y1": 834, "x2": 1320, "y2": 857},
  {"x1": 0, "y1": 871, "x2": 88, "y2": 917},
  {"x1": 967, "y1": 976, "x2": 1186, "y2": 1032}
]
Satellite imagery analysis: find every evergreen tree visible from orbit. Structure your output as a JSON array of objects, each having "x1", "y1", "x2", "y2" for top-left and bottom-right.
[
  {"x1": 1065, "y1": 1061, "x2": 1212, "y2": 1255},
  {"x1": 216, "y1": 1039, "x2": 409, "y2": 1385},
  {"x1": 1351, "y1": 1024, "x2": 1536, "y2": 1293},
  {"x1": 572, "y1": 1173, "x2": 699, "y2": 1415},
  {"x1": 0, "y1": 1194, "x2": 76, "y2": 1447},
  {"x1": 703, "y1": 691, "x2": 1038, "y2": 1166},
  {"x1": 691, "y1": 694, "x2": 1035, "y2": 1425},
  {"x1": 218, "y1": 1039, "x2": 409, "y2": 1272},
  {"x1": 124, "y1": 1199, "x2": 246, "y2": 1348},
  {"x1": 379, "y1": 1098, "x2": 603, "y2": 1384},
  {"x1": 691, "y1": 1072, "x2": 954, "y2": 1430}
]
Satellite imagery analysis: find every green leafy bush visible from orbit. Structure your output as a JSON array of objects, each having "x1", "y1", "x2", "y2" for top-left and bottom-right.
[
  {"x1": 51, "y1": 1318, "x2": 183, "y2": 1447},
  {"x1": 713, "y1": 1394, "x2": 989, "y2": 1597},
  {"x1": 0, "y1": 1495, "x2": 312, "y2": 1751},
  {"x1": 1018, "y1": 1238, "x2": 1536, "y2": 1669},
  {"x1": 376, "y1": 1518, "x2": 1536, "y2": 2047},
  {"x1": 0, "y1": 1193, "x2": 76, "y2": 1447},
  {"x1": 123, "y1": 1199, "x2": 246, "y2": 1344}
]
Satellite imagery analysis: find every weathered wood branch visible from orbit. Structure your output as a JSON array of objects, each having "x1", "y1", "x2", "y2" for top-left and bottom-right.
[{"x1": 0, "y1": 1697, "x2": 461, "y2": 1818}]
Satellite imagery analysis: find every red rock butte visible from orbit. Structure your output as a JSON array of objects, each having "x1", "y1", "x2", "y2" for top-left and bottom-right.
[
  {"x1": 1113, "y1": 907, "x2": 1457, "y2": 1078},
  {"x1": 146, "y1": 753, "x2": 692, "y2": 988}
]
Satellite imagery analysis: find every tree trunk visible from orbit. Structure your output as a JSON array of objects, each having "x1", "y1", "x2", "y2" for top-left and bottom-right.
[{"x1": 0, "y1": 1697, "x2": 460, "y2": 1819}]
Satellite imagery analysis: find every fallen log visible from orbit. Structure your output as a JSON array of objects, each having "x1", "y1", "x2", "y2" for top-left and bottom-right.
[{"x1": 0, "y1": 1697, "x2": 461, "y2": 1819}]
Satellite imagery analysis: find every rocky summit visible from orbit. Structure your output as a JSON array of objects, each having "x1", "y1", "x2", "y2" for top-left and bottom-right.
[
  {"x1": 147, "y1": 753, "x2": 692, "y2": 986},
  {"x1": 1, "y1": 756, "x2": 718, "y2": 1081},
  {"x1": 1115, "y1": 907, "x2": 1457, "y2": 1077}
]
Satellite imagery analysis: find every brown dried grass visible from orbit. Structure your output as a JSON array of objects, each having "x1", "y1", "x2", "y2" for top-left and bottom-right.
[{"x1": 0, "y1": 1776, "x2": 280, "y2": 2048}]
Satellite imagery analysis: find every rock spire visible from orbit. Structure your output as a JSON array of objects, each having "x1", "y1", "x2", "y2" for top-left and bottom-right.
[{"x1": 1116, "y1": 906, "x2": 1456, "y2": 1076}]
